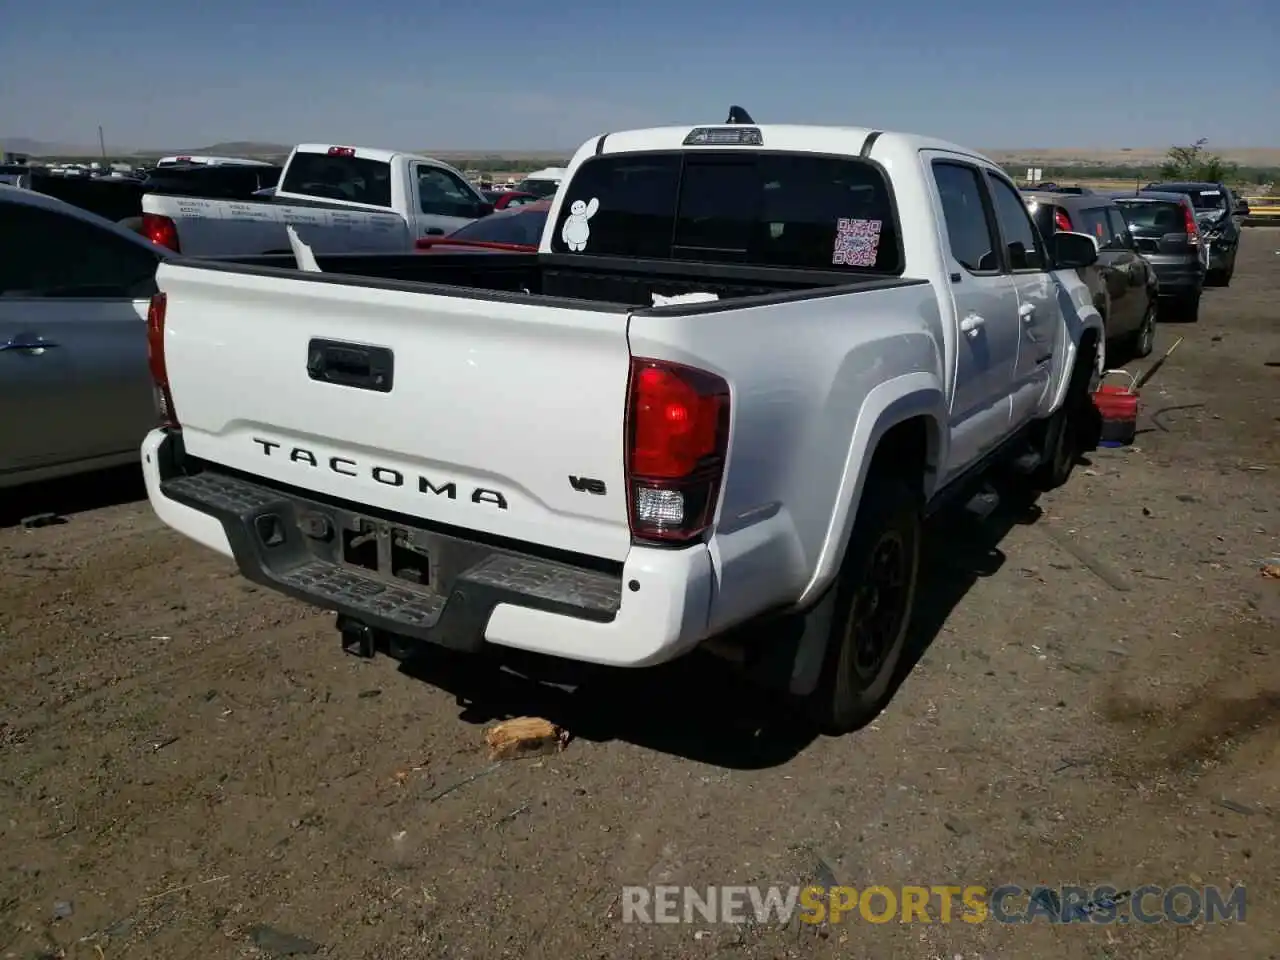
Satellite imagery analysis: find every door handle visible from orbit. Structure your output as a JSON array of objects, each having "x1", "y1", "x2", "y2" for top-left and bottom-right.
[
  {"x1": 423, "y1": 227, "x2": 445, "y2": 236},
  {"x1": 1018, "y1": 303, "x2": 1035, "y2": 322},
  {"x1": 959, "y1": 314, "x2": 985, "y2": 337},
  {"x1": 306, "y1": 338, "x2": 394, "y2": 393},
  {"x1": 1, "y1": 338, "x2": 60, "y2": 352}
]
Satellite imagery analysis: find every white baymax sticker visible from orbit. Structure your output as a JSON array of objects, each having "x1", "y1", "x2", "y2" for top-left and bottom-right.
[{"x1": 561, "y1": 197, "x2": 599, "y2": 251}]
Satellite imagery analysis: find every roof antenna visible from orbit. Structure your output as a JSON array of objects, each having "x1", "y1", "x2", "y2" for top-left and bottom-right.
[{"x1": 725, "y1": 105, "x2": 754, "y2": 125}]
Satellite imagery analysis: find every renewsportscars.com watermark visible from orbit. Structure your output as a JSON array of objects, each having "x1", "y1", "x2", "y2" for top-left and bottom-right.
[{"x1": 621, "y1": 884, "x2": 1247, "y2": 926}]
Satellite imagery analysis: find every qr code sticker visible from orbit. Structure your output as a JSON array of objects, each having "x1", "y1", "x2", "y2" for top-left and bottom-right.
[{"x1": 832, "y1": 218, "x2": 882, "y2": 267}]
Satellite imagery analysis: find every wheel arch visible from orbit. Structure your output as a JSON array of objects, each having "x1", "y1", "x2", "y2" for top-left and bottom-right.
[{"x1": 796, "y1": 373, "x2": 944, "y2": 609}]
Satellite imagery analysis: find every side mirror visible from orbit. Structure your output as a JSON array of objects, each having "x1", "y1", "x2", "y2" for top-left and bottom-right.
[
  {"x1": 473, "y1": 202, "x2": 495, "y2": 219},
  {"x1": 1053, "y1": 230, "x2": 1098, "y2": 268}
]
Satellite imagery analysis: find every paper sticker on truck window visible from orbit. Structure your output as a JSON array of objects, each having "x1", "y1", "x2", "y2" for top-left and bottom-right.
[
  {"x1": 561, "y1": 197, "x2": 599, "y2": 252},
  {"x1": 832, "y1": 218, "x2": 882, "y2": 267}
]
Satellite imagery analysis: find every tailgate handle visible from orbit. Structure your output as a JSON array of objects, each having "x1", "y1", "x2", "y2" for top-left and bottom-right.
[{"x1": 306, "y1": 339, "x2": 394, "y2": 393}]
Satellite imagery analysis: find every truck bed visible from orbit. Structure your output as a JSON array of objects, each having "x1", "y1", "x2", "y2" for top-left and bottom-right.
[
  {"x1": 192, "y1": 251, "x2": 917, "y2": 312},
  {"x1": 152, "y1": 247, "x2": 928, "y2": 565}
]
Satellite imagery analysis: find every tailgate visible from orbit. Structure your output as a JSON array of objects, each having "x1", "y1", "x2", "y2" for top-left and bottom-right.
[
  {"x1": 1129, "y1": 228, "x2": 1194, "y2": 256},
  {"x1": 157, "y1": 262, "x2": 634, "y2": 561}
]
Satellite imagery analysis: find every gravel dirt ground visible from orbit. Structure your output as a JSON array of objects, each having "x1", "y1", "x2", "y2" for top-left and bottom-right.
[{"x1": 2, "y1": 232, "x2": 1277, "y2": 960}]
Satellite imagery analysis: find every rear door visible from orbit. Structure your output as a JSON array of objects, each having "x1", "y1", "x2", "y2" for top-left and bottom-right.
[
  {"x1": 1077, "y1": 204, "x2": 1143, "y2": 337},
  {"x1": 928, "y1": 157, "x2": 1020, "y2": 472},
  {"x1": 1103, "y1": 206, "x2": 1148, "y2": 335},
  {"x1": 984, "y1": 171, "x2": 1057, "y2": 430},
  {"x1": 0, "y1": 203, "x2": 157, "y2": 473}
]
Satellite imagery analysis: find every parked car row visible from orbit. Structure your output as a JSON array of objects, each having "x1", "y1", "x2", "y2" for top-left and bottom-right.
[
  {"x1": 1142, "y1": 180, "x2": 1244, "y2": 284},
  {"x1": 1021, "y1": 179, "x2": 1245, "y2": 357},
  {"x1": 139, "y1": 144, "x2": 496, "y2": 256}
]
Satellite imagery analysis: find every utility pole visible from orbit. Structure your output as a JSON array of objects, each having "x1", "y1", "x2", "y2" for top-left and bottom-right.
[{"x1": 98, "y1": 125, "x2": 107, "y2": 160}]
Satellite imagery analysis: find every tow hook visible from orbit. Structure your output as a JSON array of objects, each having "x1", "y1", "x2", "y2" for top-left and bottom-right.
[{"x1": 338, "y1": 614, "x2": 377, "y2": 658}]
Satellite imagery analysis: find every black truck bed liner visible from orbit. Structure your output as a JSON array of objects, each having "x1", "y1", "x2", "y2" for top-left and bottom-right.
[{"x1": 189, "y1": 250, "x2": 922, "y2": 314}]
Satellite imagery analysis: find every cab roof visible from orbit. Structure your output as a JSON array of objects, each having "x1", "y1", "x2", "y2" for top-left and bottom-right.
[{"x1": 589, "y1": 124, "x2": 998, "y2": 167}]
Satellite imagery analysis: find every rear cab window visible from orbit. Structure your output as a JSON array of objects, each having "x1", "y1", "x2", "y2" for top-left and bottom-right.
[
  {"x1": 549, "y1": 151, "x2": 903, "y2": 274},
  {"x1": 279, "y1": 150, "x2": 392, "y2": 207}
]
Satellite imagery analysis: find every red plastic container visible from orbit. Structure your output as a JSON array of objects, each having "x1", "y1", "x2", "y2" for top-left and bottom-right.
[{"x1": 1093, "y1": 374, "x2": 1139, "y2": 446}]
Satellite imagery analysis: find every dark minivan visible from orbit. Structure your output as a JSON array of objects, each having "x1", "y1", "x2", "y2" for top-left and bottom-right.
[
  {"x1": 1111, "y1": 191, "x2": 1207, "y2": 322},
  {"x1": 1142, "y1": 181, "x2": 1242, "y2": 285}
]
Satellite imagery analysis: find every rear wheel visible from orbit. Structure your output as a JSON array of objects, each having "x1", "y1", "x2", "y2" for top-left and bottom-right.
[
  {"x1": 1164, "y1": 291, "x2": 1200, "y2": 323},
  {"x1": 1033, "y1": 345, "x2": 1097, "y2": 491},
  {"x1": 802, "y1": 473, "x2": 921, "y2": 735},
  {"x1": 1126, "y1": 300, "x2": 1157, "y2": 360},
  {"x1": 1181, "y1": 292, "x2": 1201, "y2": 323}
]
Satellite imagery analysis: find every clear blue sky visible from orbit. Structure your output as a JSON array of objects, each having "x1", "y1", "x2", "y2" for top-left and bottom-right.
[{"x1": 3, "y1": 0, "x2": 1276, "y2": 151}]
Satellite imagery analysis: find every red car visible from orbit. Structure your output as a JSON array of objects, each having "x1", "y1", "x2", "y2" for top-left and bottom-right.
[
  {"x1": 416, "y1": 199, "x2": 550, "y2": 253},
  {"x1": 481, "y1": 189, "x2": 539, "y2": 210}
]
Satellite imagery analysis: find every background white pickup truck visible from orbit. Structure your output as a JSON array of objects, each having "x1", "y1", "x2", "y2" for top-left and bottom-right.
[
  {"x1": 141, "y1": 117, "x2": 1106, "y2": 734},
  {"x1": 141, "y1": 144, "x2": 495, "y2": 256}
]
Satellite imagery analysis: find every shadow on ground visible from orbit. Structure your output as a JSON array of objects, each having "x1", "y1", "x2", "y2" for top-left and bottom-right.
[
  {"x1": 397, "y1": 476, "x2": 1048, "y2": 770},
  {"x1": 0, "y1": 464, "x2": 147, "y2": 529}
]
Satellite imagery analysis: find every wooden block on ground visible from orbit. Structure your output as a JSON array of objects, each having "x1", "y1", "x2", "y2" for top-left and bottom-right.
[{"x1": 484, "y1": 717, "x2": 571, "y2": 760}]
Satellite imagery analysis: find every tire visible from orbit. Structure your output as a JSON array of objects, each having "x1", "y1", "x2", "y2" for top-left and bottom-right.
[
  {"x1": 802, "y1": 473, "x2": 922, "y2": 735},
  {"x1": 1180, "y1": 292, "x2": 1201, "y2": 323},
  {"x1": 1125, "y1": 300, "x2": 1157, "y2": 360},
  {"x1": 1033, "y1": 346, "x2": 1097, "y2": 491}
]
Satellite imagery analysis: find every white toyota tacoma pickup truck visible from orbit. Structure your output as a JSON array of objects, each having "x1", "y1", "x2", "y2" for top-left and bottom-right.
[
  {"x1": 140, "y1": 144, "x2": 494, "y2": 257},
  {"x1": 141, "y1": 116, "x2": 1106, "y2": 733}
]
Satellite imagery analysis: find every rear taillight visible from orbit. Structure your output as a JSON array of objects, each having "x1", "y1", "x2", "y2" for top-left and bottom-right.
[
  {"x1": 142, "y1": 212, "x2": 180, "y2": 252},
  {"x1": 1183, "y1": 205, "x2": 1200, "y2": 244},
  {"x1": 146, "y1": 292, "x2": 179, "y2": 429},
  {"x1": 1053, "y1": 208, "x2": 1073, "y2": 232},
  {"x1": 625, "y1": 358, "x2": 730, "y2": 544}
]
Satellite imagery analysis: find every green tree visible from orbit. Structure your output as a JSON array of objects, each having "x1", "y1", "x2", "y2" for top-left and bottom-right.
[{"x1": 1159, "y1": 138, "x2": 1238, "y2": 182}]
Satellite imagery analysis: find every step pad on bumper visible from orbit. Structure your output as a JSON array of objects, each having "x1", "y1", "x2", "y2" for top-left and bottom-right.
[
  {"x1": 281, "y1": 558, "x2": 446, "y2": 628},
  {"x1": 160, "y1": 469, "x2": 622, "y2": 650}
]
